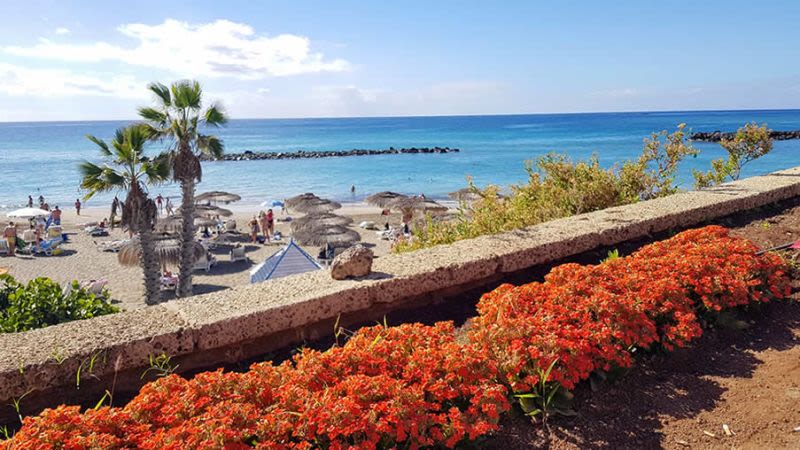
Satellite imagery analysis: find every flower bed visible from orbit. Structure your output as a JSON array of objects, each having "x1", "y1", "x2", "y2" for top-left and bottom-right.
[{"x1": 2, "y1": 226, "x2": 791, "y2": 449}]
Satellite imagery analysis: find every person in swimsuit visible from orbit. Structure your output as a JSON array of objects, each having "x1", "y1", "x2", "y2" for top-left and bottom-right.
[
  {"x1": 74, "y1": 199, "x2": 81, "y2": 216},
  {"x1": 249, "y1": 217, "x2": 259, "y2": 243},
  {"x1": 266, "y1": 209, "x2": 275, "y2": 238},
  {"x1": 3, "y1": 222, "x2": 17, "y2": 256},
  {"x1": 51, "y1": 206, "x2": 62, "y2": 226}
]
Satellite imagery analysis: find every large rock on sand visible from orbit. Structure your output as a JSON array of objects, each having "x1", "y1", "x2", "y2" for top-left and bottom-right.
[{"x1": 331, "y1": 245, "x2": 373, "y2": 280}]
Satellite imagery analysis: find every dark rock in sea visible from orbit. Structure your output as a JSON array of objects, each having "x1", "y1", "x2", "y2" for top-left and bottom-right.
[
  {"x1": 690, "y1": 130, "x2": 800, "y2": 142},
  {"x1": 198, "y1": 146, "x2": 461, "y2": 162}
]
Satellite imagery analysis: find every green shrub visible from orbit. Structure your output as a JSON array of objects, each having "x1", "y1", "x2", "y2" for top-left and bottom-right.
[
  {"x1": 395, "y1": 125, "x2": 697, "y2": 252},
  {"x1": 693, "y1": 122, "x2": 773, "y2": 188},
  {"x1": 0, "y1": 274, "x2": 119, "y2": 333}
]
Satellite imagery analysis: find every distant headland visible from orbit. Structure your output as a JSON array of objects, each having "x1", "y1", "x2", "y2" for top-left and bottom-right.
[
  {"x1": 200, "y1": 146, "x2": 460, "y2": 161},
  {"x1": 690, "y1": 130, "x2": 800, "y2": 142}
]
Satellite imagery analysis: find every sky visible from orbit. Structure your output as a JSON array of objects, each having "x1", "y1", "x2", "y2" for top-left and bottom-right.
[{"x1": 0, "y1": 0, "x2": 799, "y2": 121}]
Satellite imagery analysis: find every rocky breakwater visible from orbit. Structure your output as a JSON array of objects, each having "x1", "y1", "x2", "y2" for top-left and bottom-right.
[
  {"x1": 200, "y1": 146, "x2": 460, "y2": 161},
  {"x1": 691, "y1": 130, "x2": 800, "y2": 142}
]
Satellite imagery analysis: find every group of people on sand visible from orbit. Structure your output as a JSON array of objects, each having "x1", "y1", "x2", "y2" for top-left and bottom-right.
[
  {"x1": 248, "y1": 209, "x2": 275, "y2": 244},
  {"x1": 155, "y1": 194, "x2": 174, "y2": 217}
]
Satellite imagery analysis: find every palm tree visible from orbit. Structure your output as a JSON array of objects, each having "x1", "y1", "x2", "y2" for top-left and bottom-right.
[
  {"x1": 138, "y1": 80, "x2": 228, "y2": 297},
  {"x1": 80, "y1": 124, "x2": 169, "y2": 305}
]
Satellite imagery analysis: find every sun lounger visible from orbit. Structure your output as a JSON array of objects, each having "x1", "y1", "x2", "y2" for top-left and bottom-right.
[
  {"x1": 85, "y1": 226, "x2": 108, "y2": 237},
  {"x1": 80, "y1": 279, "x2": 108, "y2": 296},
  {"x1": 95, "y1": 240, "x2": 128, "y2": 252},
  {"x1": 30, "y1": 237, "x2": 62, "y2": 256},
  {"x1": 160, "y1": 275, "x2": 178, "y2": 291},
  {"x1": 230, "y1": 245, "x2": 246, "y2": 262},
  {"x1": 193, "y1": 252, "x2": 217, "y2": 272}
]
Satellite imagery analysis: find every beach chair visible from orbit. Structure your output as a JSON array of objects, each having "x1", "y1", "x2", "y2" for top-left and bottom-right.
[
  {"x1": 79, "y1": 279, "x2": 108, "y2": 297},
  {"x1": 22, "y1": 230, "x2": 36, "y2": 242},
  {"x1": 31, "y1": 237, "x2": 62, "y2": 256},
  {"x1": 230, "y1": 245, "x2": 246, "y2": 262},
  {"x1": 193, "y1": 252, "x2": 217, "y2": 272},
  {"x1": 48, "y1": 227, "x2": 62, "y2": 239},
  {"x1": 160, "y1": 275, "x2": 178, "y2": 291}
]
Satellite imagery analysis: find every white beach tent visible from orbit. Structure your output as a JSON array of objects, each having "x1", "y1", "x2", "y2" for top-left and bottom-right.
[{"x1": 249, "y1": 239, "x2": 322, "y2": 283}]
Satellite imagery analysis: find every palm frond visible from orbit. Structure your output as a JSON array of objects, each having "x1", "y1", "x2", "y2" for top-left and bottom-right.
[
  {"x1": 203, "y1": 103, "x2": 228, "y2": 127},
  {"x1": 138, "y1": 107, "x2": 168, "y2": 126},
  {"x1": 86, "y1": 135, "x2": 112, "y2": 157},
  {"x1": 147, "y1": 82, "x2": 172, "y2": 107},
  {"x1": 171, "y1": 79, "x2": 202, "y2": 110},
  {"x1": 142, "y1": 153, "x2": 171, "y2": 183},
  {"x1": 197, "y1": 134, "x2": 224, "y2": 159}
]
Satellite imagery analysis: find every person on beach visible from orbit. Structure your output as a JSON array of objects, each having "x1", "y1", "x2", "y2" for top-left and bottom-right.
[
  {"x1": 3, "y1": 222, "x2": 17, "y2": 256},
  {"x1": 27, "y1": 196, "x2": 33, "y2": 208},
  {"x1": 51, "y1": 206, "x2": 62, "y2": 226},
  {"x1": 35, "y1": 216, "x2": 46, "y2": 235},
  {"x1": 258, "y1": 211, "x2": 270, "y2": 243},
  {"x1": 38, "y1": 195, "x2": 44, "y2": 207},
  {"x1": 249, "y1": 216, "x2": 259, "y2": 243},
  {"x1": 156, "y1": 194, "x2": 163, "y2": 215},
  {"x1": 266, "y1": 209, "x2": 275, "y2": 237},
  {"x1": 165, "y1": 198, "x2": 174, "y2": 216},
  {"x1": 110, "y1": 197, "x2": 119, "y2": 230},
  {"x1": 42, "y1": 202, "x2": 49, "y2": 212},
  {"x1": 281, "y1": 200, "x2": 287, "y2": 215},
  {"x1": 29, "y1": 223, "x2": 42, "y2": 247},
  {"x1": 75, "y1": 199, "x2": 81, "y2": 216}
]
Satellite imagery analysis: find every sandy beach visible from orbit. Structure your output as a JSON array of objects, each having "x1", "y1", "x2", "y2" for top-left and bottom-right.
[{"x1": 0, "y1": 202, "x2": 426, "y2": 311}]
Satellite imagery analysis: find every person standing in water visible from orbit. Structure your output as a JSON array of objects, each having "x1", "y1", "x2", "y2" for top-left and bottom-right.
[{"x1": 27, "y1": 196, "x2": 33, "y2": 208}]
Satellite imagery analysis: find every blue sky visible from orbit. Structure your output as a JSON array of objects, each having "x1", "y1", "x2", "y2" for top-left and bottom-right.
[{"x1": 0, "y1": 0, "x2": 798, "y2": 121}]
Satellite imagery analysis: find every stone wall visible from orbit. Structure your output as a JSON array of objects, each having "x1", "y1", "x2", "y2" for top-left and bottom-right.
[{"x1": 2, "y1": 167, "x2": 800, "y2": 419}]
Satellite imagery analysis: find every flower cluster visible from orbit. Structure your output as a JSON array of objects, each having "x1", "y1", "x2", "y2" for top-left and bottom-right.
[
  {"x1": 468, "y1": 225, "x2": 791, "y2": 393},
  {"x1": 2, "y1": 226, "x2": 790, "y2": 449},
  {"x1": 5, "y1": 322, "x2": 509, "y2": 449}
]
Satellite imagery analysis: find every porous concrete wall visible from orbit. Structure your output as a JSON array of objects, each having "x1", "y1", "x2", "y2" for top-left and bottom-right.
[{"x1": 2, "y1": 167, "x2": 800, "y2": 414}]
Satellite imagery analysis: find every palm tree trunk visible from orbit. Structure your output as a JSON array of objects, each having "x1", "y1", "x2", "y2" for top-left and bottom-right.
[
  {"x1": 138, "y1": 224, "x2": 161, "y2": 305},
  {"x1": 177, "y1": 179, "x2": 196, "y2": 297}
]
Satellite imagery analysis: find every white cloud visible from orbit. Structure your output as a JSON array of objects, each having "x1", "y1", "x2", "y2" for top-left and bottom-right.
[
  {"x1": 55, "y1": 27, "x2": 70, "y2": 35},
  {"x1": 256, "y1": 87, "x2": 271, "y2": 94},
  {"x1": 0, "y1": 63, "x2": 145, "y2": 98},
  {"x1": 4, "y1": 19, "x2": 350, "y2": 79}
]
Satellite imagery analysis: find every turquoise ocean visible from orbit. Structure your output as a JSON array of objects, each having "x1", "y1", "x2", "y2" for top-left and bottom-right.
[{"x1": 1, "y1": 110, "x2": 798, "y2": 210}]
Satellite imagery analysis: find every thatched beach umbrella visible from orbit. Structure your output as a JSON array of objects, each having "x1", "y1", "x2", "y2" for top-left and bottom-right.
[
  {"x1": 286, "y1": 193, "x2": 319, "y2": 208},
  {"x1": 293, "y1": 225, "x2": 360, "y2": 247},
  {"x1": 293, "y1": 198, "x2": 342, "y2": 214},
  {"x1": 156, "y1": 216, "x2": 220, "y2": 233},
  {"x1": 365, "y1": 191, "x2": 407, "y2": 208},
  {"x1": 388, "y1": 195, "x2": 448, "y2": 214},
  {"x1": 291, "y1": 213, "x2": 353, "y2": 232},
  {"x1": 196, "y1": 191, "x2": 241, "y2": 204},
  {"x1": 179, "y1": 204, "x2": 233, "y2": 218},
  {"x1": 118, "y1": 236, "x2": 206, "y2": 268}
]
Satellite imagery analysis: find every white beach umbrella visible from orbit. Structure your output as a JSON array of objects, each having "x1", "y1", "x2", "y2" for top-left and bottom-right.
[{"x1": 6, "y1": 207, "x2": 50, "y2": 219}]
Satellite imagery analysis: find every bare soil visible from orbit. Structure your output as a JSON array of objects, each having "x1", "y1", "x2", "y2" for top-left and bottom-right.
[{"x1": 488, "y1": 199, "x2": 800, "y2": 450}]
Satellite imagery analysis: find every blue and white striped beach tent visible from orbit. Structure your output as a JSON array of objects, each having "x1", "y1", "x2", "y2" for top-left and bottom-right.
[{"x1": 249, "y1": 239, "x2": 322, "y2": 283}]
